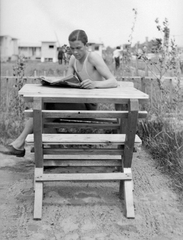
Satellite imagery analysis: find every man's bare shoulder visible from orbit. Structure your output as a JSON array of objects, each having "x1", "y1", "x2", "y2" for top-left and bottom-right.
[{"x1": 88, "y1": 51, "x2": 103, "y2": 65}]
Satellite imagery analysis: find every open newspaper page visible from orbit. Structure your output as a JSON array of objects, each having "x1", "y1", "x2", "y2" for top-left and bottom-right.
[{"x1": 38, "y1": 74, "x2": 81, "y2": 88}]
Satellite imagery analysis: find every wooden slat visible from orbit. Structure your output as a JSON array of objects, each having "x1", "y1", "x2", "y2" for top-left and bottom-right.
[
  {"x1": 49, "y1": 118, "x2": 118, "y2": 122},
  {"x1": 23, "y1": 93, "x2": 149, "y2": 104},
  {"x1": 34, "y1": 168, "x2": 43, "y2": 220},
  {"x1": 35, "y1": 172, "x2": 132, "y2": 181},
  {"x1": 43, "y1": 110, "x2": 127, "y2": 118},
  {"x1": 33, "y1": 98, "x2": 43, "y2": 168},
  {"x1": 44, "y1": 155, "x2": 121, "y2": 159},
  {"x1": 123, "y1": 99, "x2": 139, "y2": 168},
  {"x1": 34, "y1": 182, "x2": 43, "y2": 220},
  {"x1": 43, "y1": 148, "x2": 124, "y2": 155},
  {"x1": 43, "y1": 155, "x2": 122, "y2": 167},
  {"x1": 43, "y1": 159, "x2": 121, "y2": 167},
  {"x1": 25, "y1": 109, "x2": 147, "y2": 119},
  {"x1": 78, "y1": 118, "x2": 118, "y2": 122},
  {"x1": 123, "y1": 168, "x2": 135, "y2": 218},
  {"x1": 26, "y1": 133, "x2": 142, "y2": 145},
  {"x1": 19, "y1": 83, "x2": 149, "y2": 102}
]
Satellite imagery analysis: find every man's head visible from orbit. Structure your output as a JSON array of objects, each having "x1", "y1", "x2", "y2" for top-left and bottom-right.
[
  {"x1": 68, "y1": 30, "x2": 88, "y2": 45},
  {"x1": 68, "y1": 30, "x2": 88, "y2": 60}
]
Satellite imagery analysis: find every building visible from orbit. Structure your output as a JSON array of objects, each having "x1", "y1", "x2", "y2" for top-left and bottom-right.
[
  {"x1": 1, "y1": 35, "x2": 107, "y2": 63},
  {"x1": 0, "y1": 35, "x2": 18, "y2": 61},
  {"x1": 87, "y1": 40, "x2": 104, "y2": 56},
  {"x1": 41, "y1": 41, "x2": 57, "y2": 62},
  {"x1": 18, "y1": 42, "x2": 41, "y2": 60}
]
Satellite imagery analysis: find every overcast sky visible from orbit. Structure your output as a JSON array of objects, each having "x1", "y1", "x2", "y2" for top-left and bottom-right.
[{"x1": 1, "y1": 0, "x2": 183, "y2": 47}]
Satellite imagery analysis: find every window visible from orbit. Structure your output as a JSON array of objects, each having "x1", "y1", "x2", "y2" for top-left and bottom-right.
[{"x1": 49, "y1": 45, "x2": 54, "y2": 48}]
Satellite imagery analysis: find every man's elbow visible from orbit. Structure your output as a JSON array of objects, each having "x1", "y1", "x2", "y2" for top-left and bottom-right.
[{"x1": 112, "y1": 78, "x2": 119, "y2": 88}]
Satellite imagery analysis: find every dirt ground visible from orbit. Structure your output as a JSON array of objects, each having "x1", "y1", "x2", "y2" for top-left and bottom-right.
[{"x1": 0, "y1": 145, "x2": 183, "y2": 240}]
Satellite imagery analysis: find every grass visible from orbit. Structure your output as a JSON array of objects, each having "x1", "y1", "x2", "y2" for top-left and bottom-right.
[
  {"x1": 137, "y1": 85, "x2": 183, "y2": 191},
  {"x1": 0, "y1": 60, "x2": 183, "y2": 192},
  {"x1": 1, "y1": 60, "x2": 68, "y2": 76},
  {"x1": 138, "y1": 117, "x2": 183, "y2": 190}
]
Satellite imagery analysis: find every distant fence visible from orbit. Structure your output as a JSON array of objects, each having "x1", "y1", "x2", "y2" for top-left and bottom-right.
[
  {"x1": 129, "y1": 59, "x2": 183, "y2": 77},
  {"x1": 0, "y1": 75, "x2": 182, "y2": 113}
]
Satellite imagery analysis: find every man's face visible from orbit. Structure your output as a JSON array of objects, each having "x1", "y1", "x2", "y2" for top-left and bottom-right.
[{"x1": 69, "y1": 40, "x2": 86, "y2": 60}]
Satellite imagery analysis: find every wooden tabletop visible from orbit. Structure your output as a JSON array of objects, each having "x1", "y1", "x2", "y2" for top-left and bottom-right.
[{"x1": 19, "y1": 82, "x2": 149, "y2": 104}]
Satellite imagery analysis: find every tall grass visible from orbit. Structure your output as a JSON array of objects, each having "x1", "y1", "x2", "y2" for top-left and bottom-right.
[
  {"x1": 0, "y1": 78, "x2": 25, "y2": 144},
  {"x1": 138, "y1": 85, "x2": 183, "y2": 191}
]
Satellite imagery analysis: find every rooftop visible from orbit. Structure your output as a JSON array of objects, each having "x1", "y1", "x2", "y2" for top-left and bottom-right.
[{"x1": 19, "y1": 42, "x2": 41, "y2": 47}]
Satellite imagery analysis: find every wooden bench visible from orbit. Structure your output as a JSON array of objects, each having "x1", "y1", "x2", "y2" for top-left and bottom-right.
[{"x1": 26, "y1": 105, "x2": 147, "y2": 220}]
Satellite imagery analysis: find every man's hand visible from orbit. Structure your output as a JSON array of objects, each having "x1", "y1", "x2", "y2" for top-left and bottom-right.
[{"x1": 80, "y1": 79, "x2": 96, "y2": 89}]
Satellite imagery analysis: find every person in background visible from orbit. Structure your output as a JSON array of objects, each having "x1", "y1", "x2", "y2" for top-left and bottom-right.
[
  {"x1": 113, "y1": 46, "x2": 121, "y2": 70},
  {"x1": 0, "y1": 29, "x2": 119, "y2": 157},
  {"x1": 57, "y1": 47, "x2": 64, "y2": 64},
  {"x1": 65, "y1": 46, "x2": 72, "y2": 63}
]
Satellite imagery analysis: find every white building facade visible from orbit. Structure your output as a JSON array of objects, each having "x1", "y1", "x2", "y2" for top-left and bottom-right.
[
  {"x1": 41, "y1": 41, "x2": 57, "y2": 62},
  {"x1": 18, "y1": 42, "x2": 41, "y2": 60},
  {"x1": 0, "y1": 35, "x2": 18, "y2": 61}
]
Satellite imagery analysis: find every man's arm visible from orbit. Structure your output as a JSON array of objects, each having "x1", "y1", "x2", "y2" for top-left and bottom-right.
[{"x1": 81, "y1": 52, "x2": 119, "y2": 89}]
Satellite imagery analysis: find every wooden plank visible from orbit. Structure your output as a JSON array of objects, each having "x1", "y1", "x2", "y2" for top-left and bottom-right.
[
  {"x1": 19, "y1": 84, "x2": 149, "y2": 104},
  {"x1": 23, "y1": 95, "x2": 131, "y2": 104},
  {"x1": 43, "y1": 148, "x2": 124, "y2": 155},
  {"x1": 116, "y1": 104, "x2": 126, "y2": 199},
  {"x1": 44, "y1": 155, "x2": 121, "y2": 159},
  {"x1": 25, "y1": 109, "x2": 147, "y2": 119},
  {"x1": 35, "y1": 172, "x2": 132, "y2": 182},
  {"x1": 79, "y1": 118, "x2": 118, "y2": 122},
  {"x1": 51, "y1": 118, "x2": 118, "y2": 122},
  {"x1": 26, "y1": 133, "x2": 142, "y2": 145},
  {"x1": 123, "y1": 99, "x2": 139, "y2": 168},
  {"x1": 33, "y1": 182, "x2": 43, "y2": 220},
  {"x1": 33, "y1": 168, "x2": 43, "y2": 220},
  {"x1": 33, "y1": 98, "x2": 43, "y2": 168},
  {"x1": 123, "y1": 168, "x2": 135, "y2": 218},
  {"x1": 43, "y1": 159, "x2": 121, "y2": 167},
  {"x1": 43, "y1": 110, "x2": 147, "y2": 119},
  {"x1": 43, "y1": 110, "x2": 128, "y2": 119}
]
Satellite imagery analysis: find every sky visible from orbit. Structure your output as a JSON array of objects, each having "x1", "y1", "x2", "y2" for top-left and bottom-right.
[{"x1": 1, "y1": 0, "x2": 183, "y2": 47}]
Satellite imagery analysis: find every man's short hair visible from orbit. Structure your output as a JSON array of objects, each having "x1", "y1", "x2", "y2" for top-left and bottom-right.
[{"x1": 68, "y1": 30, "x2": 88, "y2": 45}]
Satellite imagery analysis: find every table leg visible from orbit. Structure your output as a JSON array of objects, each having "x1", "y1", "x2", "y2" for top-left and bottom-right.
[
  {"x1": 33, "y1": 97, "x2": 44, "y2": 219},
  {"x1": 34, "y1": 169, "x2": 43, "y2": 220},
  {"x1": 123, "y1": 99, "x2": 139, "y2": 218}
]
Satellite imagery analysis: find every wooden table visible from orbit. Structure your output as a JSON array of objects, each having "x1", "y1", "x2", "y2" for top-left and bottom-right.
[{"x1": 19, "y1": 82, "x2": 149, "y2": 219}]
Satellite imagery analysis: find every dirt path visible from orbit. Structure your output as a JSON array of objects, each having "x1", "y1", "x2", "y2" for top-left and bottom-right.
[{"x1": 0, "y1": 145, "x2": 183, "y2": 240}]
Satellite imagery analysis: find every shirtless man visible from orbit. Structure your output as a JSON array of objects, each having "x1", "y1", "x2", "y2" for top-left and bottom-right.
[{"x1": 1, "y1": 29, "x2": 118, "y2": 157}]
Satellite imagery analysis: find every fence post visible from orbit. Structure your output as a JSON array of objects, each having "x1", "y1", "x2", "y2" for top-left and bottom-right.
[
  {"x1": 6, "y1": 78, "x2": 9, "y2": 113},
  {"x1": 150, "y1": 78, "x2": 153, "y2": 108},
  {"x1": 140, "y1": 77, "x2": 146, "y2": 110},
  {"x1": 145, "y1": 64, "x2": 148, "y2": 77},
  {"x1": 135, "y1": 57, "x2": 139, "y2": 76},
  {"x1": 141, "y1": 77, "x2": 146, "y2": 93}
]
